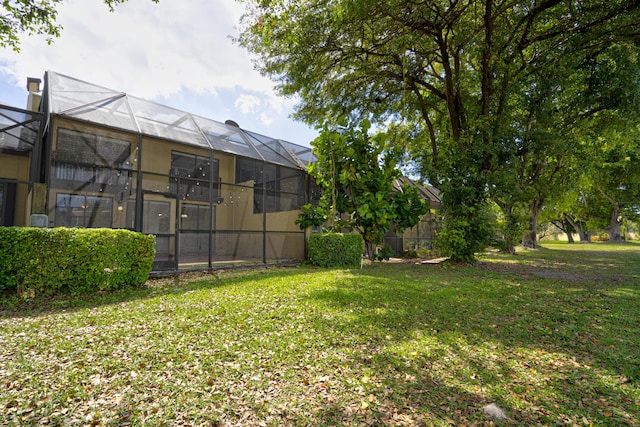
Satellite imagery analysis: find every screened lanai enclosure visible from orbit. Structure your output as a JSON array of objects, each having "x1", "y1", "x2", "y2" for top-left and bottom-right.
[
  {"x1": 35, "y1": 71, "x2": 317, "y2": 270},
  {"x1": 1, "y1": 72, "x2": 443, "y2": 271},
  {"x1": 0, "y1": 102, "x2": 45, "y2": 228}
]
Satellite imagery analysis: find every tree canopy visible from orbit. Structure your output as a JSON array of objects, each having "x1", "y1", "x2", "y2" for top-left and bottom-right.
[
  {"x1": 239, "y1": 0, "x2": 640, "y2": 260},
  {"x1": 1, "y1": 0, "x2": 159, "y2": 51},
  {"x1": 303, "y1": 119, "x2": 428, "y2": 260}
]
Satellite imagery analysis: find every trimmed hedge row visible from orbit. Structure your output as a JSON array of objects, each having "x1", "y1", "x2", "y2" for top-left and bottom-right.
[
  {"x1": 0, "y1": 227, "x2": 155, "y2": 296},
  {"x1": 307, "y1": 233, "x2": 364, "y2": 268}
]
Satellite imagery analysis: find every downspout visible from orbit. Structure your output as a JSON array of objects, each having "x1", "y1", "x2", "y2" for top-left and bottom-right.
[
  {"x1": 134, "y1": 135, "x2": 143, "y2": 231},
  {"x1": 208, "y1": 151, "x2": 215, "y2": 269},
  {"x1": 262, "y1": 160, "x2": 267, "y2": 264},
  {"x1": 42, "y1": 73, "x2": 54, "y2": 221},
  {"x1": 126, "y1": 94, "x2": 144, "y2": 233}
]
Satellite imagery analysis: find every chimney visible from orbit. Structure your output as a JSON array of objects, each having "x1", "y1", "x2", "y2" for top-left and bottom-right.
[
  {"x1": 26, "y1": 77, "x2": 42, "y2": 112},
  {"x1": 27, "y1": 77, "x2": 41, "y2": 93}
]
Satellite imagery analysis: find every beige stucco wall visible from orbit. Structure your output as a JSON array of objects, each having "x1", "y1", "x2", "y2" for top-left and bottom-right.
[
  {"x1": 48, "y1": 118, "x2": 138, "y2": 228},
  {"x1": 11, "y1": 183, "x2": 30, "y2": 226},
  {"x1": 0, "y1": 154, "x2": 31, "y2": 225},
  {"x1": 0, "y1": 153, "x2": 30, "y2": 181},
  {"x1": 44, "y1": 117, "x2": 305, "y2": 262}
]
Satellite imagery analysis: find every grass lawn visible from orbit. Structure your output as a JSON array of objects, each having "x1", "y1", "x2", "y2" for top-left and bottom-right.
[{"x1": 1, "y1": 243, "x2": 639, "y2": 426}]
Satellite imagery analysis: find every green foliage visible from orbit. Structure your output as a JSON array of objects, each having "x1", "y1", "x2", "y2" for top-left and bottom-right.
[
  {"x1": 543, "y1": 120, "x2": 640, "y2": 242},
  {"x1": 307, "y1": 232, "x2": 364, "y2": 268},
  {"x1": 295, "y1": 203, "x2": 327, "y2": 230},
  {"x1": 1, "y1": 244, "x2": 638, "y2": 425},
  {"x1": 434, "y1": 203, "x2": 494, "y2": 263},
  {"x1": 0, "y1": 227, "x2": 155, "y2": 296},
  {"x1": 430, "y1": 169, "x2": 495, "y2": 262},
  {"x1": 433, "y1": 220, "x2": 468, "y2": 261},
  {"x1": 491, "y1": 202, "x2": 528, "y2": 253},
  {"x1": 239, "y1": 0, "x2": 640, "y2": 261},
  {"x1": 402, "y1": 249, "x2": 418, "y2": 258},
  {"x1": 372, "y1": 245, "x2": 395, "y2": 262},
  {"x1": 309, "y1": 119, "x2": 428, "y2": 259},
  {"x1": 585, "y1": 125, "x2": 640, "y2": 238},
  {"x1": 1, "y1": 0, "x2": 159, "y2": 52}
]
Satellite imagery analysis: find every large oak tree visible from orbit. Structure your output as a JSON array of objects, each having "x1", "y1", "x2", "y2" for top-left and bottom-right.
[{"x1": 239, "y1": 0, "x2": 640, "y2": 261}]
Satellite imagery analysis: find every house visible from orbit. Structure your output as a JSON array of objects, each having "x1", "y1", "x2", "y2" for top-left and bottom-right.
[
  {"x1": 0, "y1": 71, "x2": 317, "y2": 271},
  {"x1": 384, "y1": 177, "x2": 442, "y2": 254}
]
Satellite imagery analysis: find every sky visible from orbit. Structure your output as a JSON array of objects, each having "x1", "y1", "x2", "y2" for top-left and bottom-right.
[{"x1": 0, "y1": 0, "x2": 318, "y2": 147}]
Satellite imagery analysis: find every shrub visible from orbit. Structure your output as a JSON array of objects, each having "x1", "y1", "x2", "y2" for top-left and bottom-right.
[
  {"x1": 0, "y1": 227, "x2": 155, "y2": 296},
  {"x1": 307, "y1": 233, "x2": 364, "y2": 268},
  {"x1": 372, "y1": 245, "x2": 395, "y2": 261},
  {"x1": 591, "y1": 233, "x2": 610, "y2": 242},
  {"x1": 434, "y1": 210, "x2": 494, "y2": 263},
  {"x1": 402, "y1": 249, "x2": 418, "y2": 258}
]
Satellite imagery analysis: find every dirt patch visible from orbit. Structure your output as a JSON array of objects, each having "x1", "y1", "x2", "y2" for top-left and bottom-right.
[
  {"x1": 476, "y1": 260, "x2": 586, "y2": 281},
  {"x1": 528, "y1": 270, "x2": 584, "y2": 281}
]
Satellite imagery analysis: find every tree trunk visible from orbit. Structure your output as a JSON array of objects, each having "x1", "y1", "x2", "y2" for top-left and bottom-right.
[
  {"x1": 521, "y1": 218, "x2": 537, "y2": 248},
  {"x1": 495, "y1": 203, "x2": 517, "y2": 254},
  {"x1": 567, "y1": 217, "x2": 590, "y2": 242},
  {"x1": 522, "y1": 202, "x2": 542, "y2": 249},
  {"x1": 566, "y1": 226, "x2": 575, "y2": 243},
  {"x1": 499, "y1": 233, "x2": 516, "y2": 254},
  {"x1": 561, "y1": 217, "x2": 575, "y2": 243},
  {"x1": 609, "y1": 205, "x2": 622, "y2": 241},
  {"x1": 505, "y1": 240, "x2": 516, "y2": 254},
  {"x1": 552, "y1": 219, "x2": 575, "y2": 243},
  {"x1": 365, "y1": 240, "x2": 375, "y2": 261}
]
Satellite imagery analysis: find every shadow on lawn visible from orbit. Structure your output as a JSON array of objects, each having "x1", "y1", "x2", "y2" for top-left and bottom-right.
[
  {"x1": 480, "y1": 242, "x2": 640, "y2": 285},
  {"x1": 2, "y1": 245, "x2": 637, "y2": 425},
  {"x1": 0, "y1": 267, "x2": 291, "y2": 319},
  {"x1": 306, "y1": 252, "x2": 639, "y2": 425}
]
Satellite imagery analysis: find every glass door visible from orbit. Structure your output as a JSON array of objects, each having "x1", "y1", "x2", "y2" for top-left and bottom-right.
[
  {"x1": 140, "y1": 193, "x2": 175, "y2": 270},
  {"x1": 0, "y1": 182, "x2": 15, "y2": 226},
  {"x1": 178, "y1": 201, "x2": 211, "y2": 268}
]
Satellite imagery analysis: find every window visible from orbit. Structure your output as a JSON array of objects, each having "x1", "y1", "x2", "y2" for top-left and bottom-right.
[
  {"x1": 236, "y1": 157, "x2": 305, "y2": 213},
  {"x1": 124, "y1": 199, "x2": 171, "y2": 234},
  {"x1": 309, "y1": 178, "x2": 322, "y2": 206},
  {"x1": 0, "y1": 182, "x2": 15, "y2": 226},
  {"x1": 55, "y1": 128, "x2": 131, "y2": 167},
  {"x1": 236, "y1": 156, "x2": 262, "y2": 183},
  {"x1": 54, "y1": 194, "x2": 112, "y2": 228},
  {"x1": 180, "y1": 203, "x2": 210, "y2": 231},
  {"x1": 52, "y1": 128, "x2": 132, "y2": 194},
  {"x1": 169, "y1": 151, "x2": 218, "y2": 201}
]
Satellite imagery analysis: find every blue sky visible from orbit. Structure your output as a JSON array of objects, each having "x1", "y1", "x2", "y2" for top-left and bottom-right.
[{"x1": 0, "y1": 0, "x2": 318, "y2": 147}]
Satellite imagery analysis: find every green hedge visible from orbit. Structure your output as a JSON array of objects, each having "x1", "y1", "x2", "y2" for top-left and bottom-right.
[
  {"x1": 307, "y1": 233, "x2": 364, "y2": 268},
  {"x1": 0, "y1": 227, "x2": 155, "y2": 296}
]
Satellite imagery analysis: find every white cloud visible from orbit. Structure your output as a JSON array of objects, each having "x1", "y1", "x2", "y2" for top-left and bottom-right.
[
  {"x1": 234, "y1": 94, "x2": 261, "y2": 115},
  {"x1": 259, "y1": 112, "x2": 275, "y2": 127},
  {"x1": 0, "y1": 0, "x2": 317, "y2": 145},
  {"x1": 0, "y1": 0, "x2": 272, "y2": 97}
]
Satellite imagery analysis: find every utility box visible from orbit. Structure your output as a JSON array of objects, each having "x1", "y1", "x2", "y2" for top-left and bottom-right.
[{"x1": 30, "y1": 214, "x2": 49, "y2": 228}]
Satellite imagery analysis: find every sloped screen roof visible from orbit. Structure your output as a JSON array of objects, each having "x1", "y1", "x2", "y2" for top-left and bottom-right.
[
  {"x1": 0, "y1": 104, "x2": 44, "y2": 154},
  {"x1": 45, "y1": 71, "x2": 315, "y2": 169}
]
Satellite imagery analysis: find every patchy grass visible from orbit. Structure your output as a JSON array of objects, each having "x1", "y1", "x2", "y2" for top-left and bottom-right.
[{"x1": 1, "y1": 243, "x2": 639, "y2": 426}]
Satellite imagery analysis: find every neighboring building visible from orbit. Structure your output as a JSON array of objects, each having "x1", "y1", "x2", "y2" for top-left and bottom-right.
[
  {"x1": 0, "y1": 71, "x2": 317, "y2": 271},
  {"x1": 384, "y1": 177, "x2": 442, "y2": 254}
]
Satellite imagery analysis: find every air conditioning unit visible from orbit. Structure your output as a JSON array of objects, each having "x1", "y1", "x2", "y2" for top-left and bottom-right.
[{"x1": 30, "y1": 214, "x2": 49, "y2": 228}]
